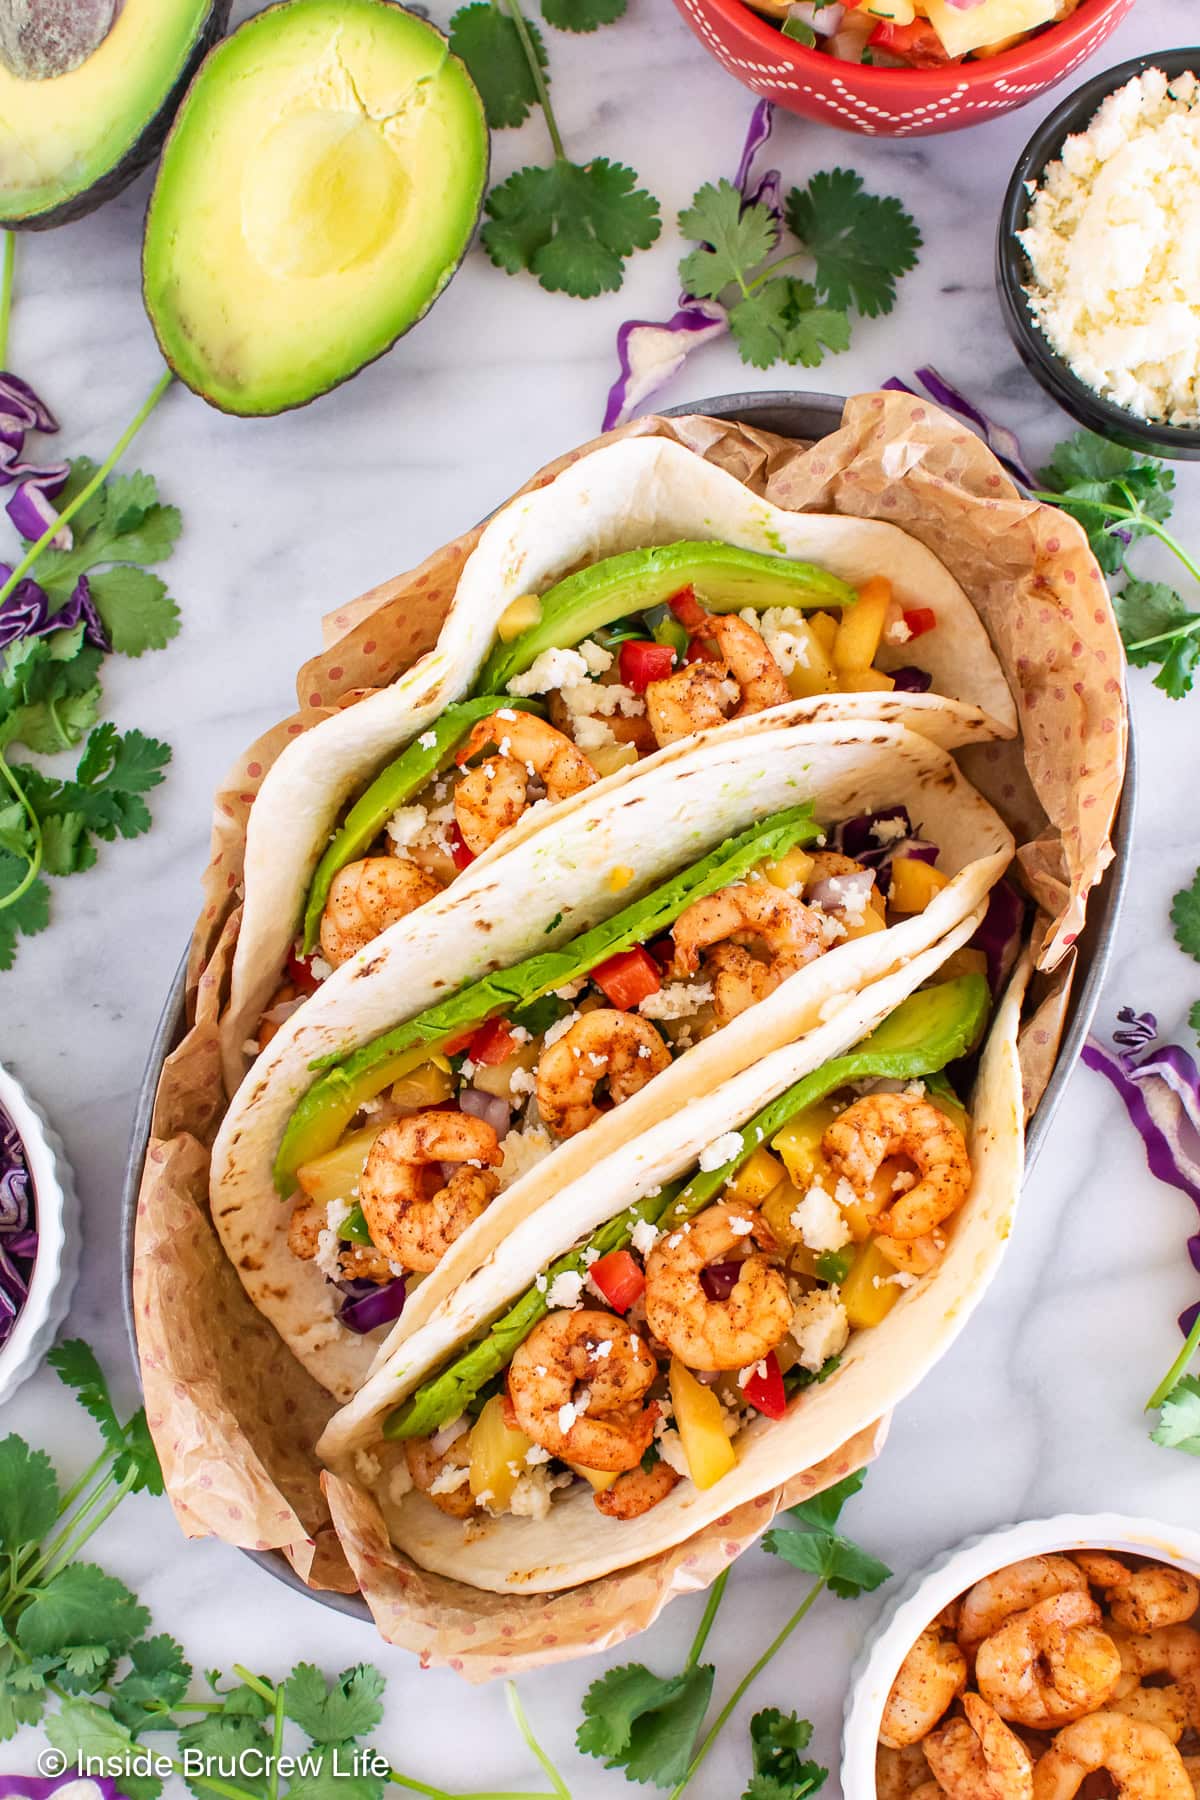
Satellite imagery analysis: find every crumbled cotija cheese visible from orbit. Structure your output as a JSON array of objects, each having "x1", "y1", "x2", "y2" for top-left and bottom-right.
[
  {"x1": 698, "y1": 1131, "x2": 744, "y2": 1172},
  {"x1": 1019, "y1": 69, "x2": 1200, "y2": 423}
]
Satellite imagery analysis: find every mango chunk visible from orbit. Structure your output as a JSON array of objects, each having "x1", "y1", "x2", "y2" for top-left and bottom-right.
[
  {"x1": 834, "y1": 577, "x2": 891, "y2": 673},
  {"x1": 889, "y1": 857, "x2": 951, "y2": 914},
  {"x1": 840, "y1": 1239, "x2": 905, "y2": 1331},
  {"x1": 670, "y1": 1359, "x2": 736, "y2": 1489},
  {"x1": 468, "y1": 1397, "x2": 533, "y2": 1510},
  {"x1": 723, "y1": 1145, "x2": 786, "y2": 1207}
]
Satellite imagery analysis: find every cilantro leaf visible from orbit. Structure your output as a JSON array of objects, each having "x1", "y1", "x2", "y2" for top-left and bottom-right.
[
  {"x1": 541, "y1": 0, "x2": 627, "y2": 28},
  {"x1": 284, "y1": 1663, "x2": 386, "y2": 1746},
  {"x1": 48, "y1": 1338, "x2": 163, "y2": 1493},
  {"x1": 1191, "y1": 999, "x2": 1200, "y2": 1041},
  {"x1": 287, "y1": 1749, "x2": 387, "y2": 1800},
  {"x1": 678, "y1": 180, "x2": 779, "y2": 300},
  {"x1": 448, "y1": 5, "x2": 548, "y2": 130},
  {"x1": 482, "y1": 158, "x2": 660, "y2": 298},
  {"x1": 786, "y1": 1469, "x2": 867, "y2": 1533},
  {"x1": 19, "y1": 725, "x2": 171, "y2": 873},
  {"x1": 179, "y1": 1708, "x2": 270, "y2": 1800},
  {"x1": 729, "y1": 279, "x2": 849, "y2": 370},
  {"x1": 1152, "y1": 1375, "x2": 1200, "y2": 1455},
  {"x1": 1172, "y1": 869, "x2": 1200, "y2": 965},
  {"x1": 743, "y1": 1710, "x2": 827, "y2": 1800},
  {"x1": 0, "y1": 852, "x2": 50, "y2": 969},
  {"x1": 763, "y1": 1524, "x2": 891, "y2": 1600},
  {"x1": 16, "y1": 1562, "x2": 150, "y2": 1663},
  {"x1": 0, "y1": 1645, "x2": 47, "y2": 1740},
  {"x1": 86, "y1": 568, "x2": 180, "y2": 658},
  {"x1": 46, "y1": 1696, "x2": 163, "y2": 1800},
  {"x1": 33, "y1": 459, "x2": 182, "y2": 614},
  {"x1": 0, "y1": 633, "x2": 103, "y2": 755},
  {"x1": 0, "y1": 1433, "x2": 59, "y2": 1551},
  {"x1": 577, "y1": 1660, "x2": 714, "y2": 1786},
  {"x1": 786, "y1": 169, "x2": 920, "y2": 317},
  {"x1": 1039, "y1": 432, "x2": 1175, "y2": 573},
  {"x1": 109, "y1": 1635, "x2": 192, "y2": 1732},
  {"x1": 1115, "y1": 579, "x2": 1200, "y2": 699}
]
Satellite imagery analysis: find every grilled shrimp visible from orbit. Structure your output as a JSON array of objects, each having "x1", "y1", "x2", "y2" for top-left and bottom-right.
[
  {"x1": 1110, "y1": 1681, "x2": 1190, "y2": 1744},
  {"x1": 670, "y1": 882, "x2": 826, "y2": 1024},
  {"x1": 319, "y1": 856, "x2": 443, "y2": 968},
  {"x1": 644, "y1": 614, "x2": 786, "y2": 748},
  {"x1": 975, "y1": 1591, "x2": 1122, "y2": 1730},
  {"x1": 535, "y1": 1008, "x2": 671, "y2": 1138},
  {"x1": 644, "y1": 1201, "x2": 793, "y2": 1373},
  {"x1": 822, "y1": 1093, "x2": 971, "y2": 1252},
  {"x1": 959, "y1": 1557, "x2": 1091, "y2": 1654},
  {"x1": 1110, "y1": 1625, "x2": 1200, "y2": 1728},
  {"x1": 508, "y1": 1310, "x2": 658, "y2": 1473},
  {"x1": 1072, "y1": 1553, "x2": 1200, "y2": 1634},
  {"x1": 879, "y1": 1626, "x2": 968, "y2": 1749},
  {"x1": 287, "y1": 1195, "x2": 394, "y2": 1282},
  {"x1": 924, "y1": 1693, "x2": 1034, "y2": 1800},
  {"x1": 359, "y1": 1111, "x2": 502, "y2": 1272},
  {"x1": 405, "y1": 1436, "x2": 476, "y2": 1519},
  {"x1": 1031, "y1": 1712, "x2": 1193, "y2": 1799},
  {"x1": 454, "y1": 711, "x2": 597, "y2": 855},
  {"x1": 593, "y1": 1459, "x2": 681, "y2": 1520},
  {"x1": 876, "y1": 1745, "x2": 937, "y2": 1800}
]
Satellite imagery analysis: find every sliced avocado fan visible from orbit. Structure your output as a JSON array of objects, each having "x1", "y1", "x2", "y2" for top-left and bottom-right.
[{"x1": 142, "y1": 0, "x2": 488, "y2": 415}]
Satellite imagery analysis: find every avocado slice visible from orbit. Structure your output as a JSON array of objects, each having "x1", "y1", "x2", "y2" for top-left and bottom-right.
[
  {"x1": 274, "y1": 804, "x2": 821, "y2": 1193},
  {"x1": 474, "y1": 543, "x2": 859, "y2": 696},
  {"x1": 0, "y1": 0, "x2": 231, "y2": 230},
  {"x1": 384, "y1": 974, "x2": 991, "y2": 1439},
  {"x1": 141, "y1": 0, "x2": 488, "y2": 416}
]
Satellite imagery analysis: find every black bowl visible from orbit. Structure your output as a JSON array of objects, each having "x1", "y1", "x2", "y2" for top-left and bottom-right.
[{"x1": 998, "y1": 47, "x2": 1200, "y2": 461}]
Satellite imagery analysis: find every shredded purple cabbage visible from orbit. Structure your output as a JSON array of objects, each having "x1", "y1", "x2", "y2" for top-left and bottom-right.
[
  {"x1": 0, "y1": 565, "x2": 108, "y2": 652},
  {"x1": 339, "y1": 1275, "x2": 407, "y2": 1335},
  {"x1": 0, "y1": 1782, "x2": 121, "y2": 1800},
  {"x1": 0, "y1": 370, "x2": 71, "y2": 551},
  {"x1": 883, "y1": 369, "x2": 1037, "y2": 490},
  {"x1": 971, "y1": 880, "x2": 1026, "y2": 996},
  {"x1": 603, "y1": 102, "x2": 778, "y2": 429},
  {"x1": 0, "y1": 1102, "x2": 36, "y2": 1349},
  {"x1": 890, "y1": 666, "x2": 933, "y2": 694}
]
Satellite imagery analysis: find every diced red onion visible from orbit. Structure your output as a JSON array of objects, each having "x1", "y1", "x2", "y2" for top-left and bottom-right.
[
  {"x1": 701, "y1": 1260, "x2": 742, "y2": 1301},
  {"x1": 787, "y1": 1, "x2": 844, "y2": 33},
  {"x1": 808, "y1": 868, "x2": 876, "y2": 914},
  {"x1": 459, "y1": 1087, "x2": 512, "y2": 1137},
  {"x1": 431, "y1": 1415, "x2": 470, "y2": 1457},
  {"x1": 890, "y1": 666, "x2": 933, "y2": 693},
  {"x1": 339, "y1": 1276, "x2": 407, "y2": 1335}
]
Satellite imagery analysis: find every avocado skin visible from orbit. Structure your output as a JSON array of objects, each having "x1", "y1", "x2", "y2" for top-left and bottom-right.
[
  {"x1": 140, "y1": 0, "x2": 490, "y2": 417},
  {"x1": 8, "y1": 0, "x2": 232, "y2": 231}
]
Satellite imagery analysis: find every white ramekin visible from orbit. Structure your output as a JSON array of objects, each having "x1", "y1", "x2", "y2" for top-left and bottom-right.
[
  {"x1": 841, "y1": 1512, "x2": 1200, "y2": 1797},
  {"x1": 0, "y1": 1062, "x2": 79, "y2": 1406}
]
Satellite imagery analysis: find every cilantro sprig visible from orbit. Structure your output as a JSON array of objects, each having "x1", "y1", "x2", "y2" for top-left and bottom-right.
[
  {"x1": 678, "y1": 169, "x2": 918, "y2": 372},
  {"x1": 449, "y1": 0, "x2": 659, "y2": 296},
  {"x1": 1033, "y1": 431, "x2": 1200, "y2": 699},
  {"x1": 577, "y1": 1470, "x2": 889, "y2": 1797}
]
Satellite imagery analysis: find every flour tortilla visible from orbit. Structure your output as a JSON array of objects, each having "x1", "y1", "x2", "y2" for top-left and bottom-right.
[
  {"x1": 320, "y1": 924, "x2": 1029, "y2": 1594},
  {"x1": 222, "y1": 435, "x2": 1017, "y2": 1089},
  {"x1": 210, "y1": 721, "x2": 1013, "y2": 1402}
]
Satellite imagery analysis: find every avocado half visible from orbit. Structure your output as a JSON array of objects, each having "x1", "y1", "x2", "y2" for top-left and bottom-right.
[
  {"x1": 141, "y1": 0, "x2": 489, "y2": 417},
  {"x1": 0, "y1": 0, "x2": 232, "y2": 230}
]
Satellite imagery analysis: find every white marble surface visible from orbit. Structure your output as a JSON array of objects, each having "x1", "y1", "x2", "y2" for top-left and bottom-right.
[{"x1": 4, "y1": 1, "x2": 1200, "y2": 1793}]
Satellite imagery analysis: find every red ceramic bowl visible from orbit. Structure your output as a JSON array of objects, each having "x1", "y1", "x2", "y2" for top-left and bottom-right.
[{"x1": 672, "y1": 0, "x2": 1136, "y2": 135}]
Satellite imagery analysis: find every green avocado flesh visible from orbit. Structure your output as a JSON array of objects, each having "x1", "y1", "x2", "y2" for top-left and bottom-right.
[
  {"x1": 142, "y1": 0, "x2": 488, "y2": 415},
  {"x1": 273, "y1": 804, "x2": 820, "y2": 1194},
  {"x1": 383, "y1": 974, "x2": 991, "y2": 1439},
  {"x1": 474, "y1": 543, "x2": 859, "y2": 694},
  {"x1": 0, "y1": 0, "x2": 224, "y2": 228}
]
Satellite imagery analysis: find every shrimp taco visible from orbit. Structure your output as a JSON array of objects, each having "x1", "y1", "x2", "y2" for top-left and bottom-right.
[
  {"x1": 210, "y1": 721, "x2": 1014, "y2": 1402},
  {"x1": 224, "y1": 434, "x2": 1018, "y2": 1089},
  {"x1": 316, "y1": 930, "x2": 1028, "y2": 1596}
]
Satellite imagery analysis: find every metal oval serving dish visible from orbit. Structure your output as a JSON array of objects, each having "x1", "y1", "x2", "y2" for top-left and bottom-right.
[{"x1": 120, "y1": 388, "x2": 1135, "y2": 1618}]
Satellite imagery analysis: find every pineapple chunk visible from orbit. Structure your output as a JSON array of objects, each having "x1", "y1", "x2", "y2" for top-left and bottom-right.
[
  {"x1": 472, "y1": 1037, "x2": 540, "y2": 1100},
  {"x1": 391, "y1": 1059, "x2": 455, "y2": 1110},
  {"x1": 669, "y1": 1359, "x2": 737, "y2": 1490},
  {"x1": 571, "y1": 1464, "x2": 620, "y2": 1494},
  {"x1": 889, "y1": 857, "x2": 950, "y2": 914},
  {"x1": 840, "y1": 1239, "x2": 905, "y2": 1331},
  {"x1": 783, "y1": 619, "x2": 839, "y2": 699},
  {"x1": 771, "y1": 1101, "x2": 840, "y2": 1189},
  {"x1": 761, "y1": 1178, "x2": 808, "y2": 1249},
  {"x1": 923, "y1": 0, "x2": 1055, "y2": 59},
  {"x1": 296, "y1": 1125, "x2": 381, "y2": 1206},
  {"x1": 808, "y1": 611, "x2": 839, "y2": 656},
  {"x1": 723, "y1": 1146, "x2": 785, "y2": 1207},
  {"x1": 759, "y1": 848, "x2": 815, "y2": 892},
  {"x1": 590, "y1": 743, "x2": 640, "y2": 779},
  {"x1": 496, "y1": 593, "x2": 543, "y2": 643},
  {"x1": 865, "y1": 0, "x2": 916, "y2": 17},
  {"x1": 837, "y1": 667, "x2": 896, "y2": 695},
  {"x1": 834, "y1": 577, "x2": 891, "y2": 674},
  {"x1": 468, "y1": 1397, "x2": 532, "y2": 1510}
]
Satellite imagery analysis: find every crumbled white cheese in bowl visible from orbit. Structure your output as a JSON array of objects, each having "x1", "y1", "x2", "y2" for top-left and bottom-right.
[{"x1": 1016, "y1": 68, "x2": 1200, "y2": 427}]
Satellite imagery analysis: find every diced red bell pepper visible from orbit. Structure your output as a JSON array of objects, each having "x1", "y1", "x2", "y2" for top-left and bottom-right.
[
  {"x1": 442, "y1": 1027, "x2": 476, "y2": 1056},
  {"x1": 589, "y1": 1249, "x2": 647, "y2": 1315},
  {"x1": 286, "y1": 947, "x2": 321, "y2": 994},
  {"x1": 867, "y1": 20, "x2": 955, "y2": 65},
  {"x1": 685, "y1": 637, "x2": 722, "y2": 665},
  {"x1": 619, "y1": 638, "x2": 676, "y2": 693},
  {"x1": 902, "y1": 607, "x2": 937, "y2": 639},
  {"x1": 468, "y1": 1016, "x2": 518, "y2": 1066},
  {"x1": 647, "y1": 935, "x2": 676, "y2": 971},
  {"x1": 448, "y1": 821, "x2": 475, "y2": 871},
  {"x1": 742, "y1": 1351, "x2": 787, "y2": 1421},
  {"x1": 669, "y1": 585, "x2": 708, "y2": 631},
  {"x1": 591, "y1": 945, "x2": 663, "y2": 1010}
]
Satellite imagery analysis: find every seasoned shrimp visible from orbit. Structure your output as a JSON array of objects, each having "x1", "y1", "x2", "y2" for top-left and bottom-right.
[
  {"x1": 879, "y1": 1627, "x2": 968, "y2": 1749},
  {"x1": 822, "y1": 1093, "x2": 971, "y2": 1253},
  {"x1": 535, "y1": 1008, "x2": 670, "y2": 1138},
  {"x1": 287, "y1": 1196, "x2": 393, "y2": 1282},
  {"x1": 645, "y1": 1201, "x2": 793, "y2": 1373},
  {"x1": 508, "y1": 1310, "x2": 658, "y2": 1473},
  {"x1": 359, "y1": 1111, "x2": 502, "y2": 1272},
  {"x1": 876, "y1": 1744, "x2": 936, "y2": 1800},
  {"x1": 593, "y1": 1459, "x2": 681, "y2": 1520},
  {"x1": 1073, "y1": 1554, "x2": 1200, "y2": 1634},
  {"x1": 702, "y1": 614, "x2": 789, "y2": 712},
  {"x1": 975, "y1": 1591, "x2": 1122, "y2": 1729},
  {"x1": 319, "y1": 856, "x2": 443, "y2": 968},
  {"x1": 405, "y1": 1436, "x2": 475, "y2": 1519},
  {"x1": 1031, "y1": 1712, "x2": 1192, "y2": 1799},
  {"x1": 644, "y1": 661, "x2": 740, "y2": 747},
  {"x1": 454, "y1": 712, "x2": 597, "y2": 855},
  {"x1": 1110, "y1": 1682, "x2": 1189, "y2": 1744},
  {"x1": 959, "y1": 1557, "x2": 1091, "y2": 1654},
  {"x1": 924, "y1": 1693, "x2": 1034, "y2": 1800},
  {"x1": 1183, "y1": 1754, "x2": 1200, "y2": 1798},
  {"x1": 670, "y1": 882, "x2": 826, "y2": 1023},
  {"x1": 1110, "y1": 1626, "x2": 1200, "y2": 1728}
]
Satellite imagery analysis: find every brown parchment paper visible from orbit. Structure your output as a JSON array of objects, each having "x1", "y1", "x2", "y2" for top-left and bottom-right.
[{"x1": 135, "y1": 392, "x2": 1127, "y2": 1664}]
